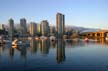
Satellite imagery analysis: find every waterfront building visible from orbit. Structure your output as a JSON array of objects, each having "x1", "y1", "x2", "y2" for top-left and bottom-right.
[
  {"x1": 56, "y1": 13, "x2": 65, "y2": 38},
  {"x1": 30, "y1": 39, "x2": 37, "y2": 54},
  {"x1": 8, "y1": 18, "x2": 14, "y2": 37},
  {"x1": 0, "y1": 24, "x2": 4, "y2": 30},
  {"x1": 40, "y1": 20, "x2": 49, "y2": 36},
  {"x1": 20, "y1": 18, "x2": 27, "y2": 34},
  {"x1": 37, "y1": 23, "x2": 41, "y2": 36},
  {"x1": 29, "y1": 22, "x2": 37, "y2": 36},
  {"x1": 49, "y1": 26, "x2": 55, "y2": 36}
]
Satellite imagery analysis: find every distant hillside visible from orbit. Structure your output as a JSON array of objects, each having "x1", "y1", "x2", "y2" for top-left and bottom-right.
[{"x1": 65, "y1": 25, "x2": 100, "y2": 33}]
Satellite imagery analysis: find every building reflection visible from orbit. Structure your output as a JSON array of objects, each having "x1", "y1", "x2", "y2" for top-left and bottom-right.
[
  {"x1": 16, "y1": 46, "x2": 27, "y2": 63},
  {"x1": 94, "y1": 38, "x2": 108, "y2": 45},
  {"x1": 56, "y1": 39, "x2": 65, "y2": 64},
  {"x1": 1, "y1": 37, "x2": 108, "y2": 65},
  {"x1": 37, "y1": 40, "x2": 41, "y2": 49},
  {"x1": 30, "y1": 39, "x2": 37, "y2": 54},
  {"x1": 0, "y1": 46, "x2": 3, "y2": 56},
  {"x1": 50, "y1": 40, "x2": 56, "y2": 48},
  {"x1": 40, "y1": 39, "x2": 50, "y2": 56},
  {"x1": 20, "y1": 47, "x2": 26, "y2": 63},
  {"x1": 9, "y1": 47, "x2": 14, "y2": 63},
  {"x1": 65, "y1": 40, "x2": 85, "y2": 48}
]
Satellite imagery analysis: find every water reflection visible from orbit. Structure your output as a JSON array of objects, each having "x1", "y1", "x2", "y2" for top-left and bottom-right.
[
  {"x1": 9, "y1": 47, "x2": 14, "y2": 63},
  {"x1": 20, "y1": 47, "x2": 27, "y2": 63},
  {"x1": 30, "y1": 39, "x2": 37, "y2": 54},
  {"x1": 50, "y1": 40, "x2": 56, "y2": 48},
  {"x1": 1, "y1": 39, "x2": 108, "y2": 64},
  {"x1": 56, "y1": 40, "x2": 65, "y2": 64},
  {"x1": 15, "y1": 46, "x2": 27, "y2": 63},
  {"x1": 40, "y1": 39, "x2": 50, "y2": 56},
  {"x1": 1, "y1": 39, "x2": 108, "y2": 71},
  {"x1": 65, "y1": 40, "x2": 87, "y2": 48},
  {"x1": 0, "y1": 46, "x2": 3, "y2": 56}
]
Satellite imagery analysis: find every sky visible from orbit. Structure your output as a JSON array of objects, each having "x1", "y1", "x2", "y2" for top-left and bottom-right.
[{"x1": 0, "y1": 0, "x2": 108, "y2": 29}]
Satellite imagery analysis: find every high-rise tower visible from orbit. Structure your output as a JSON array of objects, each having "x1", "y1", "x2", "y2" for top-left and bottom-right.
[
  {"x1": 56, "y1": 13, "x2": 65, "y2": 38},
  {"x1": 40, "y1": 20, "x2": 49, "y2": 36},
  {"x1": 29, "y1": 22, "x2": 37, "y2": 37},
  {"x1": 20, "y1": 18, "x2": 27, "y2": 34},
  {"x1": 8, "y1": 18, "x2": 14, "y2": 38}
]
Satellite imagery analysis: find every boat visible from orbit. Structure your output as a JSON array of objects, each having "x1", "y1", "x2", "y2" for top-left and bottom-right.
[{"x1": 12, "y1": 39, "x2": 29, "y2": 46}]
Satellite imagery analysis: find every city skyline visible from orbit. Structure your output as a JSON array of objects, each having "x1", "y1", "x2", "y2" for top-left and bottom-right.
[{"x1": 0, "y1": 0, "x2": 108, "y2": 29}]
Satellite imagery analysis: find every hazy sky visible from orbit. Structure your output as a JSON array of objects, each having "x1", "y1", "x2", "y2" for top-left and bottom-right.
[{"x1": 0, "y1": 0, "x2": 108, "y2": 29}]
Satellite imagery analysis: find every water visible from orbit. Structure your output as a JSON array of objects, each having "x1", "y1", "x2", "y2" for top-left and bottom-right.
[{"x1": 0, "y1": 39, "x2": 108, "y2": 71}]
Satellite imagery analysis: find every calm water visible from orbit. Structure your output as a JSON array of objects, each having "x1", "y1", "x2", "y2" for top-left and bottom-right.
[{"x1": 0, "y1": 39, "x2": 108, "y2": 71}]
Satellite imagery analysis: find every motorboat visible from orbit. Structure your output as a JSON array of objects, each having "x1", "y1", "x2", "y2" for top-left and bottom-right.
[
  {"x1": 12, "y1": 39, "x2": 18, "y2": 46},
  {"x1": 12, "y1": 39, "x2": 29, "y2": 46}
]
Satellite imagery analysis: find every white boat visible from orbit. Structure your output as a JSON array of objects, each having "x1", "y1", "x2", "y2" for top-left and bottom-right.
[{"x1": 12, "y1": 39, "x2": 29, "y2": 46}]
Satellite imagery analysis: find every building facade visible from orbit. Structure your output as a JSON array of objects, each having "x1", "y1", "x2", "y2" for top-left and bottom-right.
[
  {"x1": 20, "y1": 18, "x2": 27, "y2": 34},
  {"x1": 40, "y1": 20, "x2": 49, "y2": 36},
  {"x1": 37, "y1": 24, "x2": 41, "y2": 36},
  {"x1": 56, "y1": 13, "x2": 65, "y2": 38},
  {"x1": 0, "y1": 24, "x2": 4, "y2": 30},
  {"x1": 49, "y1": 26, "x2": 55, "y2": 36},
  {"x1": 8, "y1": 18, "x2": 14, "y2": 37},
  {"x1": 29, "y1": 22, "x2": 37, "y2": 36}
]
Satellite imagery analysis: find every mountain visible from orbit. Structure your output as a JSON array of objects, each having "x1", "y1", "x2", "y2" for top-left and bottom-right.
[{"x1": 65, "y1": 25, "x2": 100, "y2": 33}]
